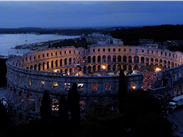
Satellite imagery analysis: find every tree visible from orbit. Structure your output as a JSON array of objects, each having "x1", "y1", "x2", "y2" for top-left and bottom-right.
[
  {"x1": 59, "y1": 95, "x2": 68, "y2": 122},
  {"x1": 67, "y1": 83, "x2": 80, "y2": 126},
  {"x1": 40, "y1": 90, "x2": 52, "y2": 119},
  {"x1": 118, "y1": 69, "x2": 127, "y2": 113}
]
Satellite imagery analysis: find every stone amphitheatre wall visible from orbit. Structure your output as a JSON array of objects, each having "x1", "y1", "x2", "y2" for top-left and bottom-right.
[{"x1": 6, "y1": 44, "x2": 183, "y2": 119}]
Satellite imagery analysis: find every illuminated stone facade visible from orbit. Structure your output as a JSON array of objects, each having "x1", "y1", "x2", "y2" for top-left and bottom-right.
[{"x1": 6, "y1": 44, "x2": 183, "y2": 119}]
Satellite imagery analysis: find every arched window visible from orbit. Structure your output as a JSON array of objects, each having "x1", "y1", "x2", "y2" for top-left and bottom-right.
[
  {"x1": 118, "y1": 55, "x2": 121, "y2": 62},
  {"x1": 97, "y1": 56, "x2": 101, "y2": 63},
  {"x1": 34, "y1": 64, "x2": 37, "y2": 70},
  {"x1": 134, "y1": 56, "x2": 139, "y2": 63},
  {"x1": 88, "y1": 56, "x2": 91, "y2": 63},
  {"x1": 60, "y1": 59, "x2": 62, "y2": 66},
  {"x1": 30, "y1": 65, "x2": 33, "y2": 70},
  {"x1": 141, "y1": 57, "x2": 144, "y2": 64},
  {"x1": 108, "y1": 55, "x2": 111, "y2": 62},
  {"x1": 43, "y1": 62, "x2": 45, "y2": 70},
  {"x1": 69, "y1": 58, "x2": 72, "y2": 65},
  {"x1": 93, "y1": 56, "x2": 96, "y2": 63},
  {"x1": 38, "y1": 63, "x2": 41, "y2": 71},
  {"x1": 123, "y1": 56, "x2": 127, "y2": 62},
  {"x1": 88, "y1": 66, "x2": 91, "y2": 73},
  {"x1": 108, "y1": 65, "x2": 111, "y2": 71},
  {"x1": 98, "y1": 65, "x2": 101, "y2": 72},
  {"x1": 93, "y1": 65, "x2": 96, "y2": 72},
  {"x1": 112, "y1": 65, "x2": 116, "y2": 71},
  {"x1": 129, "y1": 56, "x2": 132, "y2": 63},
  {"x1": 64, "y1": 58, "x2": 67, "y2": 65},
  {"x1": 102, "y1": 55, "x2": 106, "y2": 62},
  {"x1": 113, "y1": 55, "x2": 116, "y2": 62}
]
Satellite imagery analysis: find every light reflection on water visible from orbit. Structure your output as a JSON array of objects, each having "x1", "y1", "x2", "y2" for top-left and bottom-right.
[{"x1": 0, "y1": 34, "x2": 80, "y2": 56}]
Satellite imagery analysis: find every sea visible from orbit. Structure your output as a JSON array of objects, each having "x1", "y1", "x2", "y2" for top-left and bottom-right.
[{"x1": 0, "y1": 34, "x2": 80, "y2": 57}]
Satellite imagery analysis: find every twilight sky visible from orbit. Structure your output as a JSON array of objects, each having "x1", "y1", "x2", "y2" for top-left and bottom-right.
[{"x1": 0, "y1": 1, "x2": 183, "y2": 28}]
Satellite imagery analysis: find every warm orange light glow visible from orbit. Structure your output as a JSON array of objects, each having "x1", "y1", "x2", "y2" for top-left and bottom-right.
[
  {"x1": 132, "y1": 86, "x2": 136, "y2": 89},
  {"x1": 102, "y1": 65, "x2": 106, "y2": 70},
  {"x1": 155, "y1": 68, "x2": 161, "y2": 72}
]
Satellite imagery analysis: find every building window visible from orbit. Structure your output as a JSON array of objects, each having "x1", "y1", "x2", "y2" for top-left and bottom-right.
[
  {"x1": 51, "y1": 53, "x2": 53, "y2": 56},
  {"x1": 52, "y1": 82, "x2": 58, "y2": 89},
  {"x1": 124, "y1": 48, "x2": 126, "y2": 52},
  {"x1": 38, "y1": 55, "x2": 40, "y2": 58},
  {"x1": 113, "y1": 48, "x2": 115, "y2": 52},
  {"x1": 136, "y1": 49, "x2": 138, "y2": 53},
  {"x1": 78, "y1": 83, "x2": 84, "y2": 91},
  {"x1": 147, "y1": 50, "x2": 149, "y2": 54},
  {"x1": 108, "y1": 48, "x2": 110, "y2": 52},
  {"x1": 34, "y1": 56, "x2": 36, "y2": 59},
  {"x1": 65, "y1": 51, "x2": 66, "y2": 54},
  {"x1": 29, "y1": 79, "x2": 32, "y2": 86},
  {"x1": 29, "y1": 56, "x2": 31, "y2": 60},
  {"x1": 142, "y1": 49, "x2": 144, "y2": 53},
  {"x1": 60, "y1": 51, "x2": 62, "y2": 55},
  {"x1": 93, "y1": 49, "x2": 95, "y2": 52},
  {"x1": 42, "y1": 54, "x2": 44, "y2": 57},
  {"x1": 55, "y1": 52, "x2": 57, "y2": 55},
  {"x1": 92, "y1": 84, "x2": 98, "y2": 91},
  {"x1": 129, "y1": 49, "x2": 132, "y2": 52},
  {"x1": 131, "y1": 82, "x2": 136, "y2": 90},
  {"x1": 103, "y1": 48, "x2": 105, "y2": 52},
  {"x1": 64, "y1": 83, "x2": 70, "y2": 90},
  {"x1": 98, "y1": 49, "x2": 100, "y2": 52},
  {"x1": 47, "y1": 53, "x2": 49, "y2": 57},
  {"x1": 40, "y1": 81, "x2": 45, "y2": 87},
  {"x1": 118, "y1": 48, "x2": 121, "y2": 52},
  {"x1": 105, "y1": 83, "x2": 111, "y2": 91},
  {"x1": 69, "y1": 50, "x2": 71, "y2": 54}
]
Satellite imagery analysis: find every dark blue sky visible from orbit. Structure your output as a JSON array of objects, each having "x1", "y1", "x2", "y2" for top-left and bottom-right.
[{"x1": 0, "y1": 1, "x2": 183, "y2": 28}]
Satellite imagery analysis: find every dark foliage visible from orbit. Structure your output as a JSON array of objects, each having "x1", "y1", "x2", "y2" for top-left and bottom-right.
[
  {"x1": 111, "y1": 25, "x2": 183, "y2": 45},
  {"x1": 67, "y1": 83, "x2": 80, "y2": 126},
  {"x1": 40, "y1": 90, "x2": 52, "y2": 119},
  {"x1": 59, "y1": 95, "x2": 68, "y2": 123},
  {"x1": 118, "y1": 69, "x2": 127, "y2": 113}
]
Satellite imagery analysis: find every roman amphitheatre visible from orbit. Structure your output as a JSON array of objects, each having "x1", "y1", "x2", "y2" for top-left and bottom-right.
[{"x1": 6, "y1": 41, "x2": 183, "y2": 119}]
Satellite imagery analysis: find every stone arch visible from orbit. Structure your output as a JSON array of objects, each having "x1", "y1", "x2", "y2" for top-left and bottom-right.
[
  {"x1": 102, "y1": 55, "x2": 106, "y2": 63},
  {"x1": 117, "y1": 64, "x2": 121, "y2": 70},
  {"x1": 98, "y1": 65, "x2": 101, "y2": 72},
  {"x1": 88, "y1": 56, "x2": 91, "y2": 63},
  {"x1": 83, "y1": 66, "x2": 86, "y2": 74},
  {"x1": 64, "y1": 58, "x2": 67, "y2": 65},
  {"x1": 42, "y1": 62, "x2": 45, "y2": 70},
  {"x1": 123, "y1": 56, "x2": 127, "y2": 62},
  {"x1": 107, "y1": 55, "x2": 111, "y2": 62},
  {"x1": 97, "y1": 56, "x2": 101, "y2": 63},
  {"x1": 141, "y1": 57, "x2": 144, "y2": 64},
  {"x1": 38, "y1": 63, "x2": 41, "y2": 71},
  {"x1": 88, "y1": 66, "x2": 91, "y2": 73},
  {"x1": 69, "y1": 58, "x2": 72, "y2": 65},
  {"x1": 30, "y1": 65, "x2": 33, "y2": 70},
  {"x1": 129, "y1": 56, "x2": 132, "y2": 63},
  {"x1": 108, "y1": 65, "x2": 111, "y2": 71},
  {"x1": 60, "y1": 59, "x2": 62, "y2": 66},
  {"x1": 112, "y1": 65, "x2": 116, "y2": 71},
  {"x1": 55, "y1": 60, "x2": 58, "y2": 67},
  {"x1": 34, "y1": 64, "x2": 37, "y2": 70},
  {"x1": 155, "y1": 59, "x2": 158, "y2": 65},
  {"x1": 134, "y1": 64, "x2": 138, "y2": 70},
  {"x1": 134, "y1": 56, "x2": 139, "y2": 63},
  {"x1": 123, "y1": 65, "x2": 127, "y2": 70},
  {"x1": 146, "y1": 57, "x2": 149, "y2": 65},
  {"x1": 69, "y1": 68, "x2": 72, "y2": 75},
  {"x1": 113, "y1": 55, "x2": 116, "y2": 62},
  {"x1": 93, "y1": 56, "x2": 96, "y2": 63},
  {"x1": 93, "y1": 65, "x2": 96, "y2": 72},
  {"x1": 118, "y1": 55, "x2": 121, "y2": 62}
]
